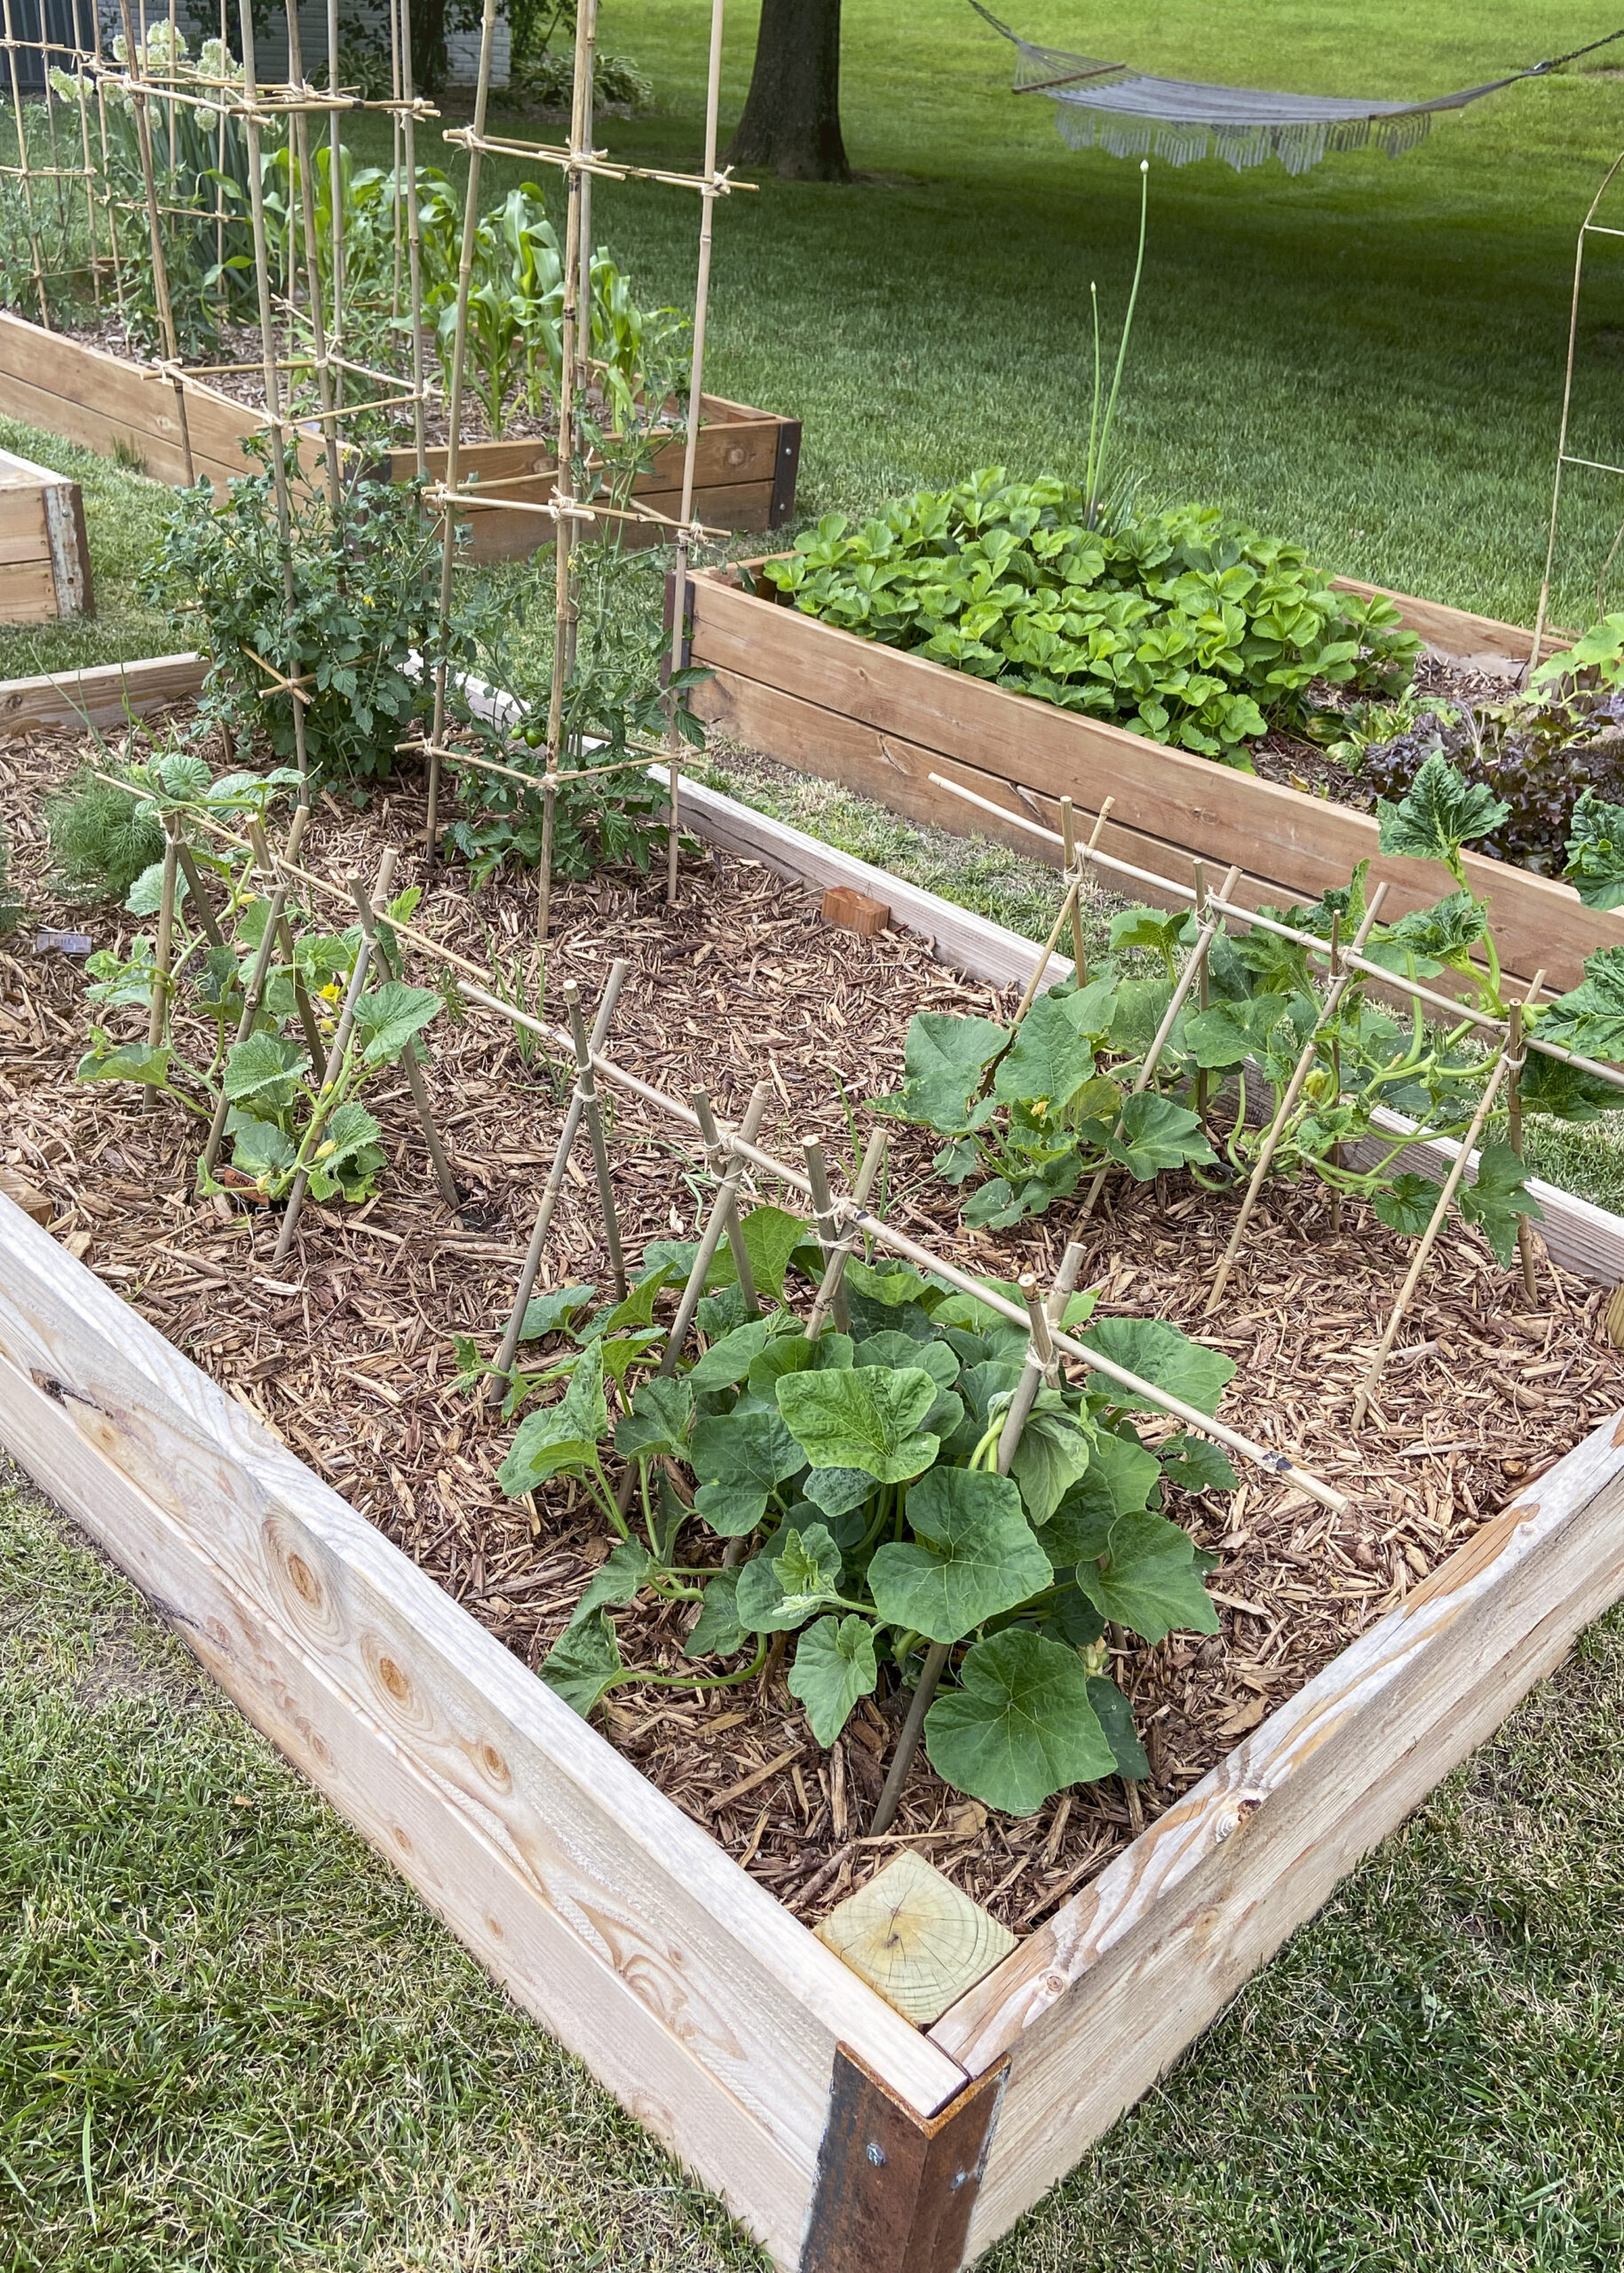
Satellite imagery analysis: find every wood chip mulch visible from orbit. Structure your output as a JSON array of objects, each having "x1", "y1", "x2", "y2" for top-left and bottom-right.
[{"x1": 4, "y1": 712, "x2": 1620, "y2": 1941}]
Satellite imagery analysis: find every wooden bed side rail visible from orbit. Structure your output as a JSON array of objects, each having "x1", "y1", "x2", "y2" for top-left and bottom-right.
[
  {"x1": 928, "y1": 1413, "x2": 1624, "y2": 2255},
  {"x1": 0, "y1": 1192, "x2": 967, "y2": 2269}
]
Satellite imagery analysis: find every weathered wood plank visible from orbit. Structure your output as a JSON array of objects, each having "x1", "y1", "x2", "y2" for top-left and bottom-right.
[
  {"x1": 687, "y1": 573, "x2": 1621, "y2": 993},
  {"x1": 0, "y1": 649, "x2": 206, "y2": 729},
  {"x1": 0, "y1": 1194, "x2": 967, "y2": 2254},
  {"x1": 0, "y1": 1343, "x2": 812, "y2": 2268},
  {"x1": 1328, "y1": 575, "x2": 1571, "y2": 665},
  {"x1": 929, "y1": 1413, "x2": 1624, "y2": 2257}
]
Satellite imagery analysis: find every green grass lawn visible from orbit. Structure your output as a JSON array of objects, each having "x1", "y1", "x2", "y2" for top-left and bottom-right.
[{"x1": 4, "y1": 1461, "x2": 1621, "y2": 2271}]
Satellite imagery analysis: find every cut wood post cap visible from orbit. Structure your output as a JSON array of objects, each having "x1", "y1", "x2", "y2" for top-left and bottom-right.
[
  {"x1": 813, "y1": 1848, "x2": 1017, "y2": 2025},
  {"x1": 821, "y1": 883, "x2": 890, "y2": 939}
]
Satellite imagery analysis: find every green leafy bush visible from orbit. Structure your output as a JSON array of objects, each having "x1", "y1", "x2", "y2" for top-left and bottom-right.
[
  {"x1": 477, "y1": 1231, "x2": 1233, "y2": 1818},
  {"x1": 761, "y1": 471, "x2": 1421, "y2": 766},
  {"x1": 145, "y1": 457, "x2": 501, "y2": 787}
]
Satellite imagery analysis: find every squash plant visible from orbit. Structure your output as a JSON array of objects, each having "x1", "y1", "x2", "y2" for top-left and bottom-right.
[
  {"x1": 486, "y1": 1222, "x2": 1235, "y2": 1817},
  {"x1": 760, "y1": 471, "x2": 1421, "y2": 767}
]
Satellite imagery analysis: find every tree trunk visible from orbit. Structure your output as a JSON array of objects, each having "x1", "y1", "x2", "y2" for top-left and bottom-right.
[{"x1": 725, "y1": 0, "x2": 849, "y2": 182}]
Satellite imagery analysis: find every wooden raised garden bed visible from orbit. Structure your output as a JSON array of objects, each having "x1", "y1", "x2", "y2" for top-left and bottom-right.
[
  {"x1": 0, "y1": 308, "x2": 799, "y2": 553},
  {"x1": 0, "y1": 445, "x2": 91, "y2": 622},
  {"x1": 6, "y1": 703, "x2": 1624, "y2": 2269},
  {"x1": 676, "y1": 560, "x2": 1609, "y2": 994}
]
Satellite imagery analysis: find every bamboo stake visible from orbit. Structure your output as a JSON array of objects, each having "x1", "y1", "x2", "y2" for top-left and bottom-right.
[
  {"x1": 424, "y1": 0, "x2": 500, "y2": 863},
  {"x1": 693, "y1": 1088, "x2": 760, "y2": 1316},
  {"x1": 200, "y1": 808, "x2": 311, "y2": 1180},
  {"x1": 564, "y1": 976, "x2": 625, "y2": 1299},
  {"x1": 397, "y1": 0, "x2": 427, "y2": 478},
  {"x1": 1059, "y1": 796, "x2": 1089, "y2": 983},
  {"x1": 1206, "y1": 886, "x2": 1390, "y2": 1317},
  {"x1": 1352, "y1": 970, "x2": 1547, "y2": 1429},
  {"x1": 537, "y1": 0, "x2": 596, "y2": 940},
  {"x1": 140, "y1": 790, "x2": 1345, "y2": 1508},
  {"x1": 346, "y1": 871, "x2": 458, "y2": 1210},
  {"x1": 272, "y1": 851, "x2": 394, "y2": 1267},
  {"x1": 326, "y1": 0, "x2": 343, "y2": 417},
  {"x1": 115, "y1": 0, "x2": 194, "y2": 480},
  {"x1": 1, "y1": 0, "x2": 48, "y2": 327},
  {"x1": 248, "y1": 819, "x2": 326, "y2": 1081},
  {"x1": 997, "y1": 1241, "x2": 1087, "y2": 1469},
  {"x1": 1506, "y1": 1002, "x2": 1540, "y2": 1301},
  {"x1": 803, "y1": 1136, "x2": 848, "y2": 1334},
  {"x1": 1013, "y1": 800, "x2": 1110, "y2": 1033},
  {"x1": 485, "y1": 958, "x2": 631, "y2": 1402},
  {"x1": 805, "y1": 1130, "x2": 888, "y2": 1341},
  {"x1": 1329, "y1": 911, "x2": 1343, "y2": 1238},
  {"x1": 566, "y1": 0, "x2": 597, "y2": 687},
  {"x1": 1193, "y1": 861, "x2": 1211, "y2": 1131},
  {"x1": 656, "y1": 1081, "x2": 772, "y2": 1377},
  {"x1": 175, "y1": 843, "x2": 223, "y2": 946},
  {"x1": 283, "y1": 4, "x2": 341, "y2": 513},
  {"x1": 1075, "y1": 862, "x2": 1241, "y2": 1230},
  {"x1": 665, "y1": 0, "x2": 727, "y2": 908},
  {"x1": 237, "y1": 0, "x2": 311, "y2": 804},
  {"x1": 143, "y1": 818, "x2": 180, "y2": 1112}
]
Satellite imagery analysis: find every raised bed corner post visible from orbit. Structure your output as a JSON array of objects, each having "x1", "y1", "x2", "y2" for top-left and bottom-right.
[
  {"x1": 484, "y1": 958, "x2": 632, "y2": 1404},
  {"x1": 424, "y1": 0, "x2": 501, "y2": 869},
  {"x1": 1206, "y1": 883, "x2": 1390, "y2": 1318},
  {"x1": 664, "y1": 0, "x2": 728, "y2": 909},
  {"x1": 237, "y1": 0, "x2": 313, "y2": 807},
  {"x1": 801, "y1": 2047, "x2": 1009, "y2": 2273},
  {"x1": 1352, "y1": 970, "x2": 1547, "y2": 1430}
]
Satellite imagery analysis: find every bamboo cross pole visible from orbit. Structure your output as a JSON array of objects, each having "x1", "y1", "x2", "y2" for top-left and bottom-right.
[
  {"x1": 805, "y1": 1130, "x2": 888, "y2": 1341},
  {"x1": 247, "y1": 818, "x2": 326, "y2": 1081},
  {"x1": 870, "y1": 1260, "x2": 1070, "y2": 1837},
  {"x1": 1506, "y1": 1002, "x2": 1540, "y2": 1301},
  {"x1": 803, "y1": 1136, "x2": 850, "y2": 1334},
  {"x1": 424, "y1": 0, "x2": 501, "y2": 864},
  {"x1": 347, "y1": 871, "x2": 458, "y2": 1211},
  {"x1": 485, "y1": 958, "x2": 631, "y2": 1402},
  {"x1": 201, "y1": 808, "x2": 311, "y2": 1180},
  {"x1": 657, "y1": 1080, "x2": 772, "y2": 1378},
  {"x1": 664, "y1": 0, "x2": 728, "y2": 909},
  {"x1": 1351, "y1": 970, "x2": 1547, "y2": 1429},
  {"x1": 1009, "y1": 798, "x2": 1113, "y2": 1033},
  {"x1": 693, "y1": 1089, "x2": 761, "y2": 1315},
  {"x1": 1205, "y1": 886, "x2": 1390, "y2": 1317},
  {"x1": 564, "y1": 976, "x2": 626, "y2": 1299},
  {"x1": 146, "y1": 792, "x2": 1347, "y2": 1509},
  {"x1": 1074, "y1": 862, "x2": 1242, "y2": 1231},
  {"x1": 272, "y1": 850, "x2": 395, "y2": 1266}
]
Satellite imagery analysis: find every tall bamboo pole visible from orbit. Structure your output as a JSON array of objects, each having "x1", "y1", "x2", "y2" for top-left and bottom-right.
[
  {"x1": 115, "y1": 0, "x2": 194, "y2": 479},
  {"x1": 282, "y1": 3, "x2": 341, "y2": 511},
  {"x1": 425, "y1": 0, "x2": 500, "y2": 867},
  {"x1": 1351, "y1": 972, "x2": 1547, "y2": 1429},
  {"x1": 664, "y1": 0, "x2": 726, "y2": 908},
  {"x1": 1, "y1": 0, "x2": 49, "y2": 326},
  {"x1": 237, "y1": 0, "x2": 311, "y2": 805},
  {"x1": 398, "y1": 0, "x2": 427, "y2": 477}
]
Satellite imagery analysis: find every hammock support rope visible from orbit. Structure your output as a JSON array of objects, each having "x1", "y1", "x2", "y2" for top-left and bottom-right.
[{"x1": 971, "y1": 6, "x2": 1624, "y2": 175}]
